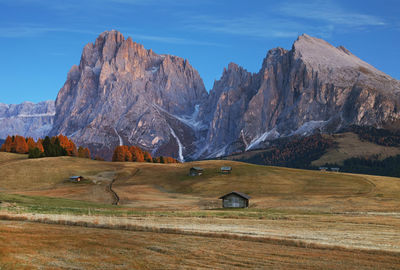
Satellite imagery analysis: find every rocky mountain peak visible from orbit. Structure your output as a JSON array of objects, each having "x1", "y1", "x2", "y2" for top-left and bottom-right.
[
  {"x1": 51, "y1": 30, "x2": 207, "y2": 160},
  {"x1": 5, "y1": 31, "x2": 399, "y2": 161}
]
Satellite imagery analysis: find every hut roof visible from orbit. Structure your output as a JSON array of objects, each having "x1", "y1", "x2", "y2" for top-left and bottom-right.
[
  {"x1": 70, "y1": 176, "x2": 83, "y2": 179},
  {"x1": 221, "y1": 167, "x2": 232, "y2": 171},
  {"x1": 219, "y1": 191, "x2": 251, "y2": 200},
  {"x1": 191, "y1": 167, "x2": 203, "y2": 171}
]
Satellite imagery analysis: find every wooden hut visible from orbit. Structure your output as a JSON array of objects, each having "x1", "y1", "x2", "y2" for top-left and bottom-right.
[
  {"x1": 319, "y1": 167, "x2": 328, "y2": 172},
  {"x1": 189, "y1": 167, "x2": 203, "y2": 176},
  {"x1": 220, "y1": 166, "x2": 232, "y2": 174},
  {"x1": 69, "y1": 176, "x2": 84, "y2": 182},
  {"x1": 219, "y1": 191, "x2": 250, "y2": 208}
]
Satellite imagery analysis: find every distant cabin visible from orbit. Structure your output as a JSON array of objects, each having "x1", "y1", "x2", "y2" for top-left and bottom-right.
[
  {"x1": 319, "y1": 167, "x2": 328, "y2": 172},
  {"x1": 69, "y1": 176, "x2": 84, "y2": 182},
  {"x1": 331, "y1": 167, "x2": 340, "y2": 172},
  {"x1": 221, "y1": 167, "x2": 232, "y2": 174},
  {"x1": 219, "y1": 191, "x2": 250, "y2": 208},
  {"x1": 189, "y1": 167, "x2": 203, "y2": 176}
]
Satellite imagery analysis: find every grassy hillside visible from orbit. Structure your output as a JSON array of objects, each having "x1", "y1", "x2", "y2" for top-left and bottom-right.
[
  {"x1": 1, "y1": 152, "x2": 400, "y2": 213},
  {"x1": 312, "y1": 132, "x2": 400, "y2": 166},
  {"x1": 1, "y1": 151, "x2": 400, "y2": 267},
  {"x1": 223, "y1": 132, "x2": 400, "y2": 176}
]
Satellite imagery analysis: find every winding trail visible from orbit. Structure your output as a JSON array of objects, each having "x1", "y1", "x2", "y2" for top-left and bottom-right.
[
  {"x1": 108, "y1": 178, "x2": 120, "y2": 205},
  {"x1": 108, "y1": 168, "x2": 140, "y2": 205}
]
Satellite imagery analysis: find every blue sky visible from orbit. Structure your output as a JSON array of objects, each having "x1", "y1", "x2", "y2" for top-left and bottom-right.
[{"x1": 0, "y1": 0, "x2": 399, "y2": 104}]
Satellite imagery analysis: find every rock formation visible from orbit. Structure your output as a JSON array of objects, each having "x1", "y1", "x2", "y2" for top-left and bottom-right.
[
  {"x1": 50, "y1": 30, "x2": 207, "y2": 160},
  {"x1": 199, "y1": 34, "x2": 400, "y2": 158},
  {"x1": 0, "y1": 101, "x2": 54, "y2": 140},
  {"x1": 4, "y1": 32, "x2": 400, "y2": 161}
]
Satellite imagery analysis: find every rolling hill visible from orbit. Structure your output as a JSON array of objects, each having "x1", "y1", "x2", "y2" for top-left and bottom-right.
[
  {"x1": 1, "y1": 152, "x2": 400, "y2": 213},
  {"x1": 1, "y1": 152, "x2": 400, "y2": 268}
]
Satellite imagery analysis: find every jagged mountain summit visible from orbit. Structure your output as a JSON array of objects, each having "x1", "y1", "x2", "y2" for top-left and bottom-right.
[
  {"x1": 198, "y1": 34, "x2": 400, "y2": 158},
  {"x1": 0, "y1": 101, "x2": 54, "y2": 140},
  {"x1": 2, "y1": 31, "x2": 400, "y2": 161},
  {"x1": 50, "y1": 30, "x2": 207, "y2": 160}
]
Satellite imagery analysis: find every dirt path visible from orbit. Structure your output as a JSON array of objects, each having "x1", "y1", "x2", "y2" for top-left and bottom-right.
[
  {"x1": 108, "y1": 169, "x2": 140, "y2": 205},
  {"x1": 108, "y1": 178, "x2": 120, "y2": 205}
]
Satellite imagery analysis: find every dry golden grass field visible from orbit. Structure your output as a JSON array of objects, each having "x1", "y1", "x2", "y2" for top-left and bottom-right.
[
  {"x1": 312, "y1": 132, "x2": 400, "y2": 166},
  {"x1": 1, "y1": 220, "x2": 399, "y2": 270},
  {"x1": 0, "y1": 152, "x2": 400, "y2": 269}
]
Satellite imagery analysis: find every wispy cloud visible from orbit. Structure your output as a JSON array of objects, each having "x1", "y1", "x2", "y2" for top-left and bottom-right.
[
  {"x1": 185, "y1": 16, "x2": 302, "y2": 39},
  {"x1": 125, "y1": 32, "x2": 224, "y2": 46},
  {"x1": 0, "y1": 25, "x2": 223, "y2": 46},
  {"x1": 0, "y1": 0, "x2": 205, "y2": 10},
  {"x1": 279, "y1": 0, "x2": 386, "y2": 28},
  {"x1": 0, "y1": 26, "x2": 97, "y2": 38},
  {"x1": 183, "y1": 0, "x2": 387, "y2": 39}
]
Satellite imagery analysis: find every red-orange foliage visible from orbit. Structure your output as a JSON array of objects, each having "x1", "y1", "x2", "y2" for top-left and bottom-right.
[
  {"x1": 1, "y1": 136, "x2": 13, "y2": 152},
  {"x1": 56, "y1": 134, "x2": 77, "y2": 156},
  {"x1": 129, "y1": 146, "x2": 145, "y2": 162},
  {"x1": 143, "y1": 151, "x2": 152, "y2": 162},
  {"x1": 0, "y1": 134, "x2": 87, "y2": 159},
  {"x1": 112, "y1": 146, "x2": 131, "y2": 162},
  {"x1": 112, "y1": 145, "x2": 178, "y2": 163},
  {"x1": 36, "y1": 141, "x2": 44, "y2": 153},
  {"x1": 83, "y1": 147, "x2": 90, "y2": 159},
  {"x1": 78, "y1": 146, "x2": 91, "y2": 159},
  {"x1": 166, "y1": 157, "x2": 178, "y2": 163},
  {"x1": 14, "y1": 135, "x2": 29, "y2": 154},
  {"x1": 26, "y1": 137, "x2": 36, "y2": 150}
]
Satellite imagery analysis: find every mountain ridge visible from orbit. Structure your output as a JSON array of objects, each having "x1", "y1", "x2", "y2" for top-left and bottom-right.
[{"x1": 1, "y1": 31, "x2": 400, "y2": 161}]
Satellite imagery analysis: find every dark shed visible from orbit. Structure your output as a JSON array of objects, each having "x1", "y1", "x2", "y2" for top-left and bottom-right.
[
  {"x1": 220, "y1": 166, "x2": 232, "y2": 174},
  {"x1": 69, "y1": 176, "x2": 84, "y2": 182},
  {"x1": 189, "y1": 167, "x2": 204, "y2": 176},
  {"x1": 219, "y1": 191, "x2": 250, "y2": 208}
]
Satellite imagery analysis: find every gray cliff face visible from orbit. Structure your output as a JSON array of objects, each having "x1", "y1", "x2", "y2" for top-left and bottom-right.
[
  {"x1": 0, "y1": 101, "x2": 55, "y2": 140},
  {"x1": 7, "y1": 32, "x2": 399, "y2": 161},
  {"x1": 50, "y1": 30, "x2": 207, "y2": 160},
  {"x1": 200, "y1": 34, "x2": 400, "y2": 158}
]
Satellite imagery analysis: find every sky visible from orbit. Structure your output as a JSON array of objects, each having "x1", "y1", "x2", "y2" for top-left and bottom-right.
[{"x1": 0, "y1": 0, "x2": 399, "y2": 104}]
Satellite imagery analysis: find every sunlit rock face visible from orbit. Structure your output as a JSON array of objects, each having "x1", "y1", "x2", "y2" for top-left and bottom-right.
[
  {"x1": 199, "y1": 34, "x2": 400, "y2": 158},
  {"x1": 50, "y1": 30, "x2": 207, "y2": 160},
  {"x1": 0, "y1": 101, "x2": 54, "y2": 140},
  {"x1": 37, "y1": 31, "x2": 400, "y2": 160}
]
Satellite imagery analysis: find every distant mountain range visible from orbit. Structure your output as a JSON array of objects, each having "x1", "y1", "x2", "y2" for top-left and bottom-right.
[
  {"x1": 0, "y1": 101, "x2": 54, "y2": 140},
  {"x1": 1, "y1": 30, "x2": 400, "y2": 160}
]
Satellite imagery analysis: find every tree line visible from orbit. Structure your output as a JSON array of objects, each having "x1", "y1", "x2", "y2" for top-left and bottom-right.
[
  {"x1": 0, "y1": 134, "x2": 91, "y2": 159},
  {"x1": 236, "y1": 134, "x2": 335, "y2": 168},
  {"x1": 345, "y1": 125, "x2": 400, "y2": 147},
  {"x1": 322, "y1": 155, "x2": 400, "y2": 178},
  {"x1": 112, "y1": 145, "x2": 179, "y2": 163}
]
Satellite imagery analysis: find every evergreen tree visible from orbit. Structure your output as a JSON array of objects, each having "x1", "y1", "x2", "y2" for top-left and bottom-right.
[{"x1": 28, "y1": 147, "x2": 44, "y2": 158}]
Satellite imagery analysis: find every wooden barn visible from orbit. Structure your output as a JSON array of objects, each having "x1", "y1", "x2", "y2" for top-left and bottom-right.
[
  {"x1": 189, "y1": 167, "x2": 203, "y2": 176},
  {"x1": 69, "y1": 176, "x2": 84, "y2": 182},
  {"x1": 219, "y1": 191, "x2": 250, "y2": 208},
  {"x1": 220, "y1": 166, "x2": 232, "y2": 174}
]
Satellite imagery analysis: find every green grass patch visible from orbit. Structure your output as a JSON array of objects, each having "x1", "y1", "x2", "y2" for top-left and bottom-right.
[
  {"x1": 0, "y1": 193, "x2": 119, "y2": 215},
  {"x1": 0, "y1": 192, "x2": 325, "y2": 219}
]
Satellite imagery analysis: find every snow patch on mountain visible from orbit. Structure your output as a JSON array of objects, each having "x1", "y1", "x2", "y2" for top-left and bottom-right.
[
  {"x1": 246, "y1": 129, "x2": 280, "y2": 151},
  {"x1": 168, "y1": 126, "x2": 184, "y2": 162}
]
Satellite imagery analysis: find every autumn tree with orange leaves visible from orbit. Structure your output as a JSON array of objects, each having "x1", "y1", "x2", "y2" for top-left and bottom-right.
[
  {"x1": 112, "y1": 145, "x2": 178, "y2": 163},
  {"x1": 1, "y1": 134, "x2": 90, "y2": 159}
]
